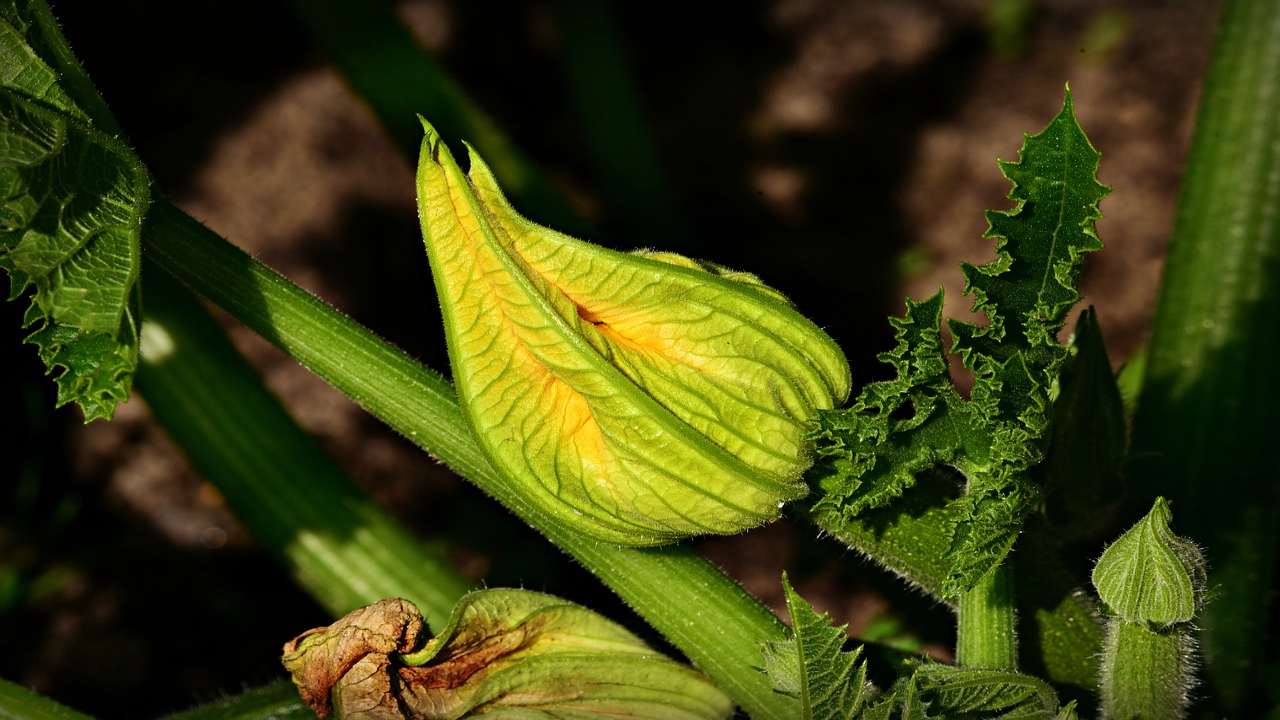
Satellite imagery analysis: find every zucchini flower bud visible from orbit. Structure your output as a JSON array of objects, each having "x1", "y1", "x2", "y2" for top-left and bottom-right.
[
  {"x1": 282, "y1": 593, "x2": 732, "y2": 719},
  {"x1": 415, "y1": 118, "x2": 850, "y2": 545}
]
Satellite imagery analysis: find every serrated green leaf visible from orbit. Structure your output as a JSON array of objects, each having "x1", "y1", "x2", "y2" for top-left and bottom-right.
[
  {"x1": 808, "y1": 89, "x2": 1107, "y2": 598},
  {"x1": 866, "y1": 664, "x2": 1065, "y2": 720},
  {"x1": 811, "y1": 293, "x2": 984, "y2": 516},
  {"x1": 1091, "y1": 497, "x2": 1205, "y2": 627},
  {"x1": 415, "y1": 118, "x2": 850, "y2": 545},
  {"x1": 0, "y1": 5, "x2": 146, "y2": 421},
  {"x1": 949, "y1": 88, "x2": 1108, "y2": 385},
  {"x1": 912, "y1": 664, "x2": 1062, "y2": 719},
  {"x1": 761, "y1": 572, "x2": 874, "y2": 719},
  {"x1": 0, "y1": 90, "x2": 146, "y2": 421}
]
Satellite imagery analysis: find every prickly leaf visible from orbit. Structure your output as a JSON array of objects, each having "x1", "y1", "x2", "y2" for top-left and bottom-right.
[
  {"x1": 761, "y1": 573, "x2": 874, "y2": 719},
  {"x1": 0, "y1": 4, "x2": 146, "y2": 421},
  {"x1": 809, "y1": 89, "x2": 1108, "y2": 597}
]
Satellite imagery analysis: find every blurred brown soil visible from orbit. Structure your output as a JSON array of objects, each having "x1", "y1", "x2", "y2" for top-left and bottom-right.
[{"x1": 1, "y1": 1, "x2": 1218, "y2": 716}]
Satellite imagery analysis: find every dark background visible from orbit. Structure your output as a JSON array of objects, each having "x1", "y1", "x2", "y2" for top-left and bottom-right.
[{"x1": 2, "y1": 1, "x2": 1219, "y2": 716}]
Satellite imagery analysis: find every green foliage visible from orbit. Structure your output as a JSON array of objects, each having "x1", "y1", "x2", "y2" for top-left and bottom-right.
[
  {"x1": 762, "y1": 575, "x2": 1075, "y2": 719},
  {"x1": 762, "y1": 573, "x2": 876, "y2": 719},
  {"x1": 0, "y1": 1, "x2": 146, "y2": 421},
  {"x1": 0, "y1": 676, "x2": 92, "y2": 720},
  {"x1": 7, "y1": 0, "x2": 1266, "y2": 713},
  {"x1": 1040, "y1": 308, "x2": 1126, "y2": 542},
  {"x1": 869, "y1": 664, "x2": 1071, "y2": 719},
  {"x1": 1127, "y1": 0, "x2": 1280, "y2": 709},
  {"x1": 810, "y1": 89, "x2": 1109, "y2": 599},
  {"x1": 1092, "y1": 498, "x2": 1204, "y2": 627},
  {"x1": 1093, "y1": 498, "x2": 1205, "y2": 719}
]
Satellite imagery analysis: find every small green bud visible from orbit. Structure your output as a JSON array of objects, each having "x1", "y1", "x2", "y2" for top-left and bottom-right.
[
  {"x1": 1091, "y1": 497, "x2": 1205, "y2": 720},
  {"x1": 1091, "y1": 497, "x2": 1205, "y2": 626},
  {"x1": 415, "y1": 118, "x2": 850, "y2": 545},
  {"x1": 283, "y1": 593, "x2": 732, "y2": 719}
]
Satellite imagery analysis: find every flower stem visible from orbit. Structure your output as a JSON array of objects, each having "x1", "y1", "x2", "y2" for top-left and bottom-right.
[
  {"x1": 956, "y1": 564, "x2": 1017, "y2": 671},
  {"x1": 142, "y1": 199, "x2": 800, "y2": 719},
  {"x1": 1100, "y1": 621, "x2": 1193, "y2": 720}
]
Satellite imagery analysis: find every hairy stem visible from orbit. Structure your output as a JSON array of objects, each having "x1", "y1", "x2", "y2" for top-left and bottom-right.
[
  {"x1": 161, "y1": 682, "x2": 312, "y2": 720},
  {"x1": 1100, "y1": 622, "x2": 1193, "y2": 720},
  {"x1": 142, "y1": 200, "x2": 799, "y2": 719},
  {"x1": 136, "y1": 265, "x2": 470, "y2": 624},
  {"x1": 955, "y1": 564, "x2": 1018, "y2": 670},
  {"x1": 0, "y1": 678, "x2": 92, "y2": 720},
  {"x1": 1129, "y1": 0, "x2": 1280, "y2": 708}
]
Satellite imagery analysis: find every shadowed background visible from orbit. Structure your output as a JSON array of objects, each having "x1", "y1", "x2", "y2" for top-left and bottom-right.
[{"x1": 1, "y1": 1, "x2": 1217, "y2": 716}]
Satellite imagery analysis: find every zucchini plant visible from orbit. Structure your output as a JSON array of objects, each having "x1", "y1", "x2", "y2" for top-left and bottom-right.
[{"x1": 2, "y1": 0, "x2": 1277, "y2": 718}]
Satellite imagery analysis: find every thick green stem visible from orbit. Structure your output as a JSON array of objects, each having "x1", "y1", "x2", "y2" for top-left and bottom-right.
[
  {"x1": 1100, "y1": 622, "x2": 1193, "y2": 720},
  {"x1": 0, "y1": 678, "x2": 91, "y2": 720},
  {"x1": 136, "y1": 265, "x2": 470, "y2": 624},
  {"x1": 142, "y1": 200, "x2": 798, "y2": 719},
  {"x1": 955, "y1": 565, "x2": 1017, "y2": 670},
  {"x1": 1129, "y1": 0, "x2": 1280, "y2": 708}
]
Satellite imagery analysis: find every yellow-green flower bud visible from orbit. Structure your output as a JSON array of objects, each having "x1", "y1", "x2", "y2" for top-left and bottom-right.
[
  {"x1": 415, "y1": 118, "x2": 851, "y2": 545},
  {"x1": 281, "y1": 593, "x2": 733, "y2": 719}
]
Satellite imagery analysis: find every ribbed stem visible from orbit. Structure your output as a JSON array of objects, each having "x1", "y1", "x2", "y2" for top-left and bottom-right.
[
  {"x1": 136, "y1": 265, "x2": 470, "y2": 625},
  {"x1": 143, "y1": 200, "x2": 799, "y2": 719},
  {"x1": 1129, "y1": 0, "x2": 1280, "y2": 708},
  {"x1": 1100, "y1": 621, "x2": 1193, "y2": 720},
  {"x1": 956, "y1": 564, "x2": 1017, "y2": 670}
]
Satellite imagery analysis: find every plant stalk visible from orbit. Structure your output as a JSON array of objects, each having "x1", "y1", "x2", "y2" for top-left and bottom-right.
[
  {"x1": 1099, "y1": 621, "x2": 1193, "y2": 720},
  {"x1": 142, "y1": 199, "x2": 799, "y2": 719},
  {"x1": 955, "y1": 564, "x2": 1018, "y2": 670},
  {"x1": 136, "y1": 264, "x2": 470, "y2": 624}
]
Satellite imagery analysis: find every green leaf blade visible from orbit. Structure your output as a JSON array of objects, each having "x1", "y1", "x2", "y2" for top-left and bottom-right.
[
  {"x1": 953, "y1": 89, "x2": 1108, "y2": 382},
  {"x1": 0, "y1": 90, "x2": 146, "y2": 421},
  {"x1": 809, "y1": 89, "x2": 1109, "y2": 600},
  {"x1": 0, "y1": 3, "x2": 146, "y2": 421},
  {"x1": 762, "y1": 573, "x2": 872, "y2": 720},
  {"x1": 1091, "y1": 497, "x2": 1204, "y2": 627}
]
